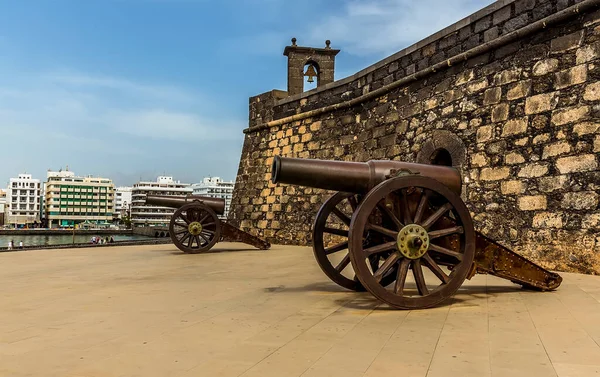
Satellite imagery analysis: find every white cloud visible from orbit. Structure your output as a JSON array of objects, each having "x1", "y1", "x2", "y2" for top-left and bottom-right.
[{"x1": 306, "y1": 0, "x2": 495, "y2": 57}]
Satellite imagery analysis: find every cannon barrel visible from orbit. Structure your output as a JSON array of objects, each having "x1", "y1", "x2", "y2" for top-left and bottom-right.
[
  {"x1": 145, "y1": 194, "x2": 226, "y2": 215},
  {"x1": 271, "y1": 156, "x2": 462, "y2": 196}
]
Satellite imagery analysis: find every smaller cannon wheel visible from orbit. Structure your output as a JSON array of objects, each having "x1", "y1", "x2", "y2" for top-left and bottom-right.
[
  {"x1": 348, "y1": 175, "x2": 475, "y2": 309},
  {"x1": 169, "y1": 202, "x2": 221, "y2": 253},
  {"x1": 312, "y1": 191, "x2": 398, "y2": 292}
]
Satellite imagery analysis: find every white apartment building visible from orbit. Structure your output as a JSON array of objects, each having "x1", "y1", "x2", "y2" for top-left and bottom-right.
[
  {"x1": 5, "y1": 174, "x2": 42, "y2": 228},
  {"x1": 131, "y1": 176, "x2": 192, "y2": 227},
  {"x1": 114, "y1": 186, "x2": 133, "y2": 220},
  {"x1": 0, "y1": 189, "x2": 6, "y2": 227},
  {"x1": 191, "y1": 177, "x2": 235, "y2": 219}
]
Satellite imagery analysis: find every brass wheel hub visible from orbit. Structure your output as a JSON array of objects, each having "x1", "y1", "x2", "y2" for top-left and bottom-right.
[
  {"x1": 188, "y1": 221, "x2": 203, "y2": 236},
  {"x1": 397, "y1": 224, "x2": 429, "y2": 259}
]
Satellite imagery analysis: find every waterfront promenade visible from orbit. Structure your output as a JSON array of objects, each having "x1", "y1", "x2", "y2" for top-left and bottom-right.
[{"x1": 1, "y1": 243, "x2": 600, "y2": 377}]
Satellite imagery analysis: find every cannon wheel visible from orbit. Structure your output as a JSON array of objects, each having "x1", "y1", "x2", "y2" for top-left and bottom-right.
[
  {"x1": 169, "y1": 202, "x2": 221, "y2": 253},
  {"x1": 348, "y1": 175, "x2": 475, "y2": 309},
  {"x1": 312, "y1": 191, "x2": 398, "y2": 292}
]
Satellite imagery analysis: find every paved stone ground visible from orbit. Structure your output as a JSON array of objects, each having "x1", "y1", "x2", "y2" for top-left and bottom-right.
[{"x1": 1, "y1": 243, "x2": 600, "y2": 377}]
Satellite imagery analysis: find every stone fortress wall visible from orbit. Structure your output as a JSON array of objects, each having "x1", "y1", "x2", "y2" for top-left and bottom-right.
[{"x1": 229, "y1": 0, "x2": 600, "y2": 274}]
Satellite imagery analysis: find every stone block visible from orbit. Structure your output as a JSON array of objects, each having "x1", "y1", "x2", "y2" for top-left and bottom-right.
[
  {"x1": 533, "y1": 212, "x2": 563, "y2": 228},
  {"x1": 538, "y1": 175, "x2": 569, "y2": 192},
  {"x1": 493, "y1": 5, "x2": 511, "y2": 25},
  {"x1": 480, "y1": 167, "x2": 510, "y2": 181},
  {"x1": 556, "y1": 154, "x2": 598, "y2": 174},
  {"x1": 504, "y1": 13, "x2": 530, "y2": 33},
  {"x1": 584, "y1": 82, "x2": 600, "y2": 101},
  {"x1": 515, "y1": 0, "x2": 536, "y2": 13},
  {"x1": 293, "y1": 143, "x2": 304, "y2": 153},
  {"x1": 282, "y1": 145, "x2": 292, "y2": 154},
  {"x1": 550, "y1": 30, "x2": 584, "y2": 53},
  {"x1": 492, "y1": 103, "x2": 510, "y2": 122},
  {"x1": 542, "y1": 141, "x2": 572, "y2": 159},
  {"x1": 467, "y1": 78, "x2": 488, "y2": 93},
  {"x1": 484, "y1": 87, "x2": 502, "y2": 105},
  {"x1": 501, "y1": 180, "x2": 526, "y2": 195},
  {"x1": 525, "y1": 92, "x2": 557, "y2": 114},
  {"x1": 505, "y1": 152, "x2": 525, "y2": 164},
  {"x1": 494, "y1": 69, "x2": 520, "y2": 85},
  {"x1": 507, "y1": 80, "x2": 531, "y2": 100},
  {"x1": 533, "y1": 134, "x2": 550, "y2": 144},
  {"x1": 385, "y1": 112, "x2": 399, "y2": 123},
  {"x1": 582, "y1": 213, "x2": 600, "y2": 229},
  {"x1": 301, "y1": 133, "x2": 312, "y2": 142},
  {"x1": 518, "y1": 195, "x2": 547, "y2": 211},
  {"x1": 310, "y1": 121, "x2": 321, "y2": 131},
  {"x1": 307, "y1": 141, "x2": 320, "y2": 150},
  {"x1": 456, "y1": 70, "x2": 475, "y2": 86},
  {"x1": 561, "y1": 191, "x2": 599, "y2": 210},
  {"x1": 518, "y1": 163, "x2": 549, "y2": 178},
  {"x1": 595, "y1": 136, "x2": 600, "y2": 152},
  {"x1": 576, "y1": 42, "x2": 600, "y2": 64},
  {"x1": 471, "y1": 153, "x2": 489, "y2": 167},
  {"x1": 555, "y1": 65, "x2": 587, "y2": 89},
  {"x1": 502, "y1": 117, "x2": 528, "y2": 136},
  {"x1": 574, "y1": 122, "x2": 600, "y2": 136},
  {"x1": 477, "y1": 125, "x2": 494, "y2": 143},
  {"x1": 533, "y1": 59, "x2": 559, "y2": 76},
  {"x1": 484, "y1": 27, "x2": 499, "y2": 43}
]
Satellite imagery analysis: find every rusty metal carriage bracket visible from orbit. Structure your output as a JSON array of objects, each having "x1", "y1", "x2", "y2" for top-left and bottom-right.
[
  {"x1": 220, "y1": 222, "x2": 271, "y2": 250},
  {"x1": 470, "y1": 231, "x2": 563, "y2": 291}
]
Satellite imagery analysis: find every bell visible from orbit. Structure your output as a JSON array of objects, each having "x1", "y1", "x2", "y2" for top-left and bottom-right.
[{"x1": 304, "y1": 64, "x2": 317, "y2": 83}]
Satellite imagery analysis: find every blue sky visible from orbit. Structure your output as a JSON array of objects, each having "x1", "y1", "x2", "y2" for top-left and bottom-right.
[{"x1": 0, "y1": 0, "x2": 494, "y2": 187}]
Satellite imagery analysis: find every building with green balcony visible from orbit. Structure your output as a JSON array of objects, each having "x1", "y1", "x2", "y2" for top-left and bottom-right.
[{"x1": 44, "y1": 168, "x2": 115, "y2": 228}]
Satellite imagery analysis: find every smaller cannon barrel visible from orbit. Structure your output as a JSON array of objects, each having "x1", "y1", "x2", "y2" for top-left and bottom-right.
[
  {"x1": 271, "y1": 156, "x2": 462, "y2": 195},
  {"x1": 145, "y1": 194, "x2": 226, "y2": 215}
]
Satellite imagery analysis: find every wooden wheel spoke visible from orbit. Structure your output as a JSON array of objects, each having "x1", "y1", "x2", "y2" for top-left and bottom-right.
[
  {"x1": 348, "y1": 195, "x2": 359, "y2": 211},
  {"x1": 175, "y1": 229, "x2": 187, "y2": 235},
  {"x1": 324, "y1": 227, "x2": 349, "y2": 237},
  {"x1": 325, "y1": 241, "x2": 348, "y2": 255},
  {"x1": 377, "y1": 202, "x2": 403, "y2": 230},
  {"x1": 413, "y1": 190, "x2": 429, "y2": 225},
  {"x1": 394, "y1": 258, "x2": 410, "y2": 294},
  {"x1": 186, "y1": 235, "x2": 193, "y2": 248},
  {"x1": 202, "y1": 222, "x2": 216, "y2": 227},
  {"x1": 363, "y1": 241, "x2": 397, "y2": 257},
  {"x1": 366, "y1": 223, "x2": 397, "y2": 238},
  {"x1": 174, "y1": 221, "x2": 187, "y2": 228},
  {"x1": 422, "y1": 253, "x2": 450, "y2": 284},
  {"x1": 335, "y1": 253, "x2": 351, "y2": 272},
  {"x1": 179, "y1": 233, "x2": 191, "y2": 244},
  {"x1": 429, "y1": 243, "x2": 463, "y2": 261},
  {"x1": 199, "y1": 234, "x2": 209, "y2": 244},
  {"x1": 331, "y1": 207, "x2": 351, "y2": 227},
  {"x1": 178, "y1": 216, "x2": 191, "y2": 225},
  {"x1": 412, "y1": 259, "x2": 429, "y2": 295},
  {"x1": 202, "y1": 229, "x2": 215, "y2": 235},
  {"x1": 399, "y1": 191, "x2": 412, "y2": 225},
  {"x1": 373, "y1": 253, "x2": 400, "y2": 283},
  {"x1": 421, "y1": 203, "x2": 452, "y2": 229},
  {"x1": 198, "y1": 213, "x2": 209, "y2": 223},
  {"x1": 428, "y1": 226, "x2": 464, "y2": 239}
]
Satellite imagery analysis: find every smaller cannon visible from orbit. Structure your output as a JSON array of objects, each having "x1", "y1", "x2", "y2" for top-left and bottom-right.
[
  {"x1": 271, "y1": 156, "x2": 562, "y2": 310},
  {"x1": 145, "y1": 194, "x2": 270, "y2": 253}
]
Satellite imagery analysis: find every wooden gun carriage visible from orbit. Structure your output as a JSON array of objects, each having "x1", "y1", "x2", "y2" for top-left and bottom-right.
[
  {"x1": 145, "y1": 194, "x2": 270, "y2": 253},
  {"x1": 270, "y1": 156, "x2": 562, "y2": 310}
]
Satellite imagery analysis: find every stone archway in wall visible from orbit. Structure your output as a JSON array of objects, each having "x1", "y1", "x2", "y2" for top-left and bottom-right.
[{"x1": 415, "y1": 130, "x2": 468, "y2": 200}]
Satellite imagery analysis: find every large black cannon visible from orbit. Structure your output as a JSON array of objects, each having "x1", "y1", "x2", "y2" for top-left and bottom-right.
[
  {"x1": 271, "y1": 156, "x2": 562, "y2": 310},
  {"x1": 145, "y1": 194, "x2": 270, "y2": 253}
]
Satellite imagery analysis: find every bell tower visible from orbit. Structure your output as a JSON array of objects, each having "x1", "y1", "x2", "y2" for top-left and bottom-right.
[{"x1": 283, "y1": 38, "x2": 341, "y2": 96}]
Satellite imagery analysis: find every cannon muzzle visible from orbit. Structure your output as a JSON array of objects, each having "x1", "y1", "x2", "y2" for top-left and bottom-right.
[
  {"x1": 145, "y1": 194, "x2": 226, "y2": 215},
  {"x1": 271, "y1": 156, "x2": 462, "y2": 195}
]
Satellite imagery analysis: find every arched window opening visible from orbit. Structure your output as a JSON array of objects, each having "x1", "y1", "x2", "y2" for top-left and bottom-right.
[{"x1": 430, "y1": 148, "x2": 453, "y2": 166}]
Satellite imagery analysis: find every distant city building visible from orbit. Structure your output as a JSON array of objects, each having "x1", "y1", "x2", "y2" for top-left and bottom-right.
[
  {"x1": 191, "y1": 177, "x2": 235, "y2": 219},
  {"x1": 0, "y1": 189, "x2": 6, "y2": 227},
  {"x1": 5, "y1": 174, "x2": 42, "y2": 228},
  {"x1": 114, "y1": 186, "x2": 133, "y2": 220},
  {"x1": 131, "y1": 176, "x2": 192, "y2": 227},
  {"x1": 44, "y1": 167, "x2": 115, "y2": 228}
]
